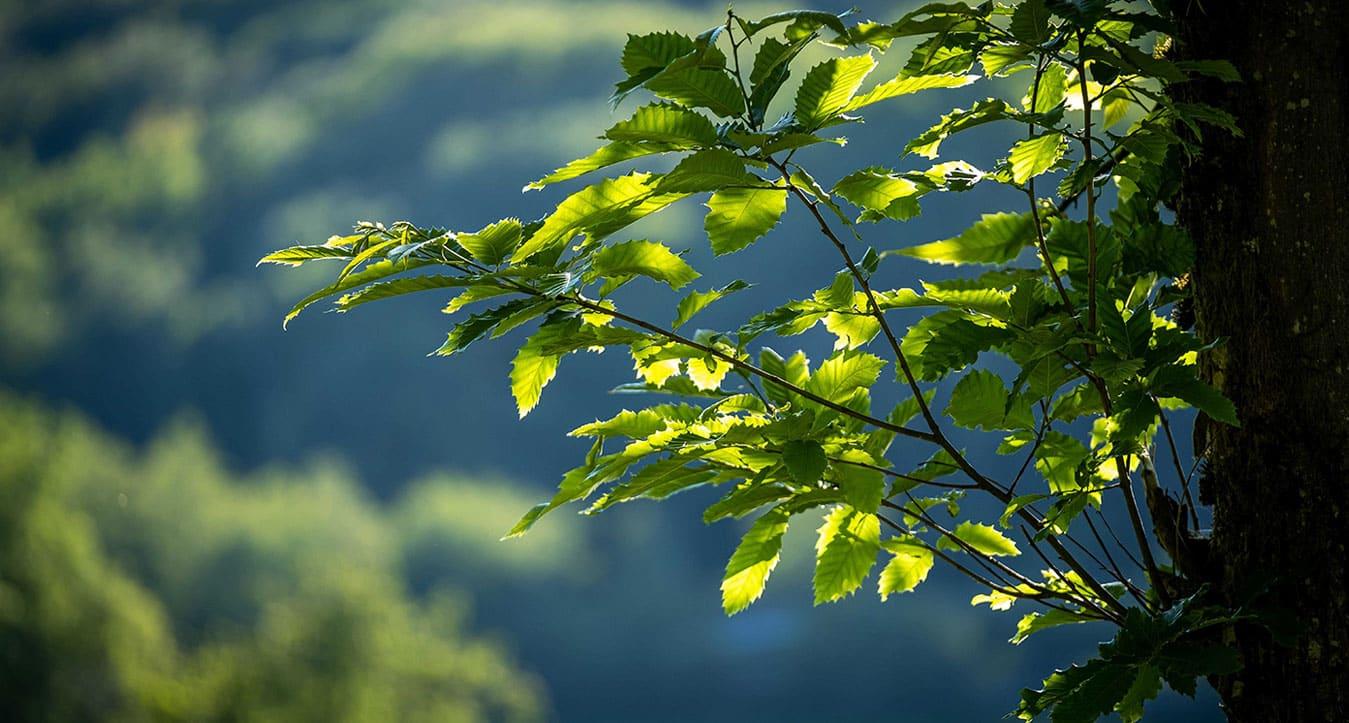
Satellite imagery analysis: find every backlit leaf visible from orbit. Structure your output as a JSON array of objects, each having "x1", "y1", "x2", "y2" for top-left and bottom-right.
[
  {"x1": 704, "y1": 185, "x2": 787, "y2": 254},
  {"x1": 898, "y1": 212, "x2": 1035, "y2": 265},
  {"x1": 813, "y1": 506, "x2": 881, "y2": 604},
  {"x1": 1009, "y1": 132, "x2": 1067, "y2": 185},
  {"x1": 722, "y1": 509, "x2": 791, "y2": 615},
  {"x1": 605, "y1": 103, "x2": 720, "y2": 147},
  {"x1": 794, "y1": 55, "x2": 878, "y2": 128},
  {"x1": 456, "y1": 218, "x2": 522, "y2": 265},
  {"x1": 646, "y1": 68, "x2": 746, "y2": 117},
  {"x1": 592, "y1": 240, "x2": 699, "y2": 289},
  {"x1": 878, "y1": 539, "x2": 934, "y2": 600}
]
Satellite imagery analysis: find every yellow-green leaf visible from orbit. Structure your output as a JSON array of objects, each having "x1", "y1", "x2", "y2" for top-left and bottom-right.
[
  {"x1": 794, "y1": 55, "x2": 878, "y2": 128},
  {"x1": 1009, "y1": 132, "x2": 1067, "y2": 185},
  {"x1": 457, "y1": 218, "x2": 522, "y2": 265},
  {"x1": 843, "y1": 72, "x2": 978, "y2": 113},
  {"x1": 686, "y1": 356, "x2": 729, "y2": 391},
  {"x1": 646, "y1": 68, "x2": 745, "y2": 117},
  {"x1": 950, "y1": 521, "x2": 1021, "y2": 557},
  {"x1": 510, "y1": 320, "x2": 573, "y2": 417},
  {"x1": 525, "y1": 142, "x2": 678, "y2": 190},
  {"x1": 878, "y1": 539, "x2": 934, "y2": 600},
  {"x1": 704, "y1": 185, "x2": 787, "y2": 255},
  {"x1": 813, "y1": 506, "x2": 880, "y2": 604},
  {"x1": 722, "y1": 509, "x2": 790, "y2": 615},
  {"x1": 512, "y1": 173, "x2": 658, "y2": 263},
  {"x1": 898, "y1": 211, "x2": 1035, "y2": 266},
  {"x1": 592, "y1": 240, "x2": 699, "y2": 289},
  {"x1": 673, "y1": 280, "x2": 750, "y2": 328},
  {"x1": 605, "y1": 103, "x2": 719, "y2": 147},
  {"x1": 657, "y1": 149, "x2": 754, "y2": 193}
]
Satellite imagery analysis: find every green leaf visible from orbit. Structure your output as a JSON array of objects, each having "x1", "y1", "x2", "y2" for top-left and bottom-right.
[
  {"x1": 759, "y1": 348, "x2": 810, "y2": 406},
  {"x1": 258, "y1": 244, "x2": 353, "y2": 266},
  {"x1": 704, "y1": 185, "x2": 787, "y2": 254},
  {"x1": 750, "y1": 37, "x2": 802, "y2": 87},
  {"x1": 456, "y1": 218, "x2": 522, "y2": 265},
  {"x1": 1018, "y1": 660, "x2": 1137, "y2": 723},
  {"x1": 822, "y1": 312, "x2": 881, "y2": 350},
  {"x1": 902, "y1": 35, "x2": 977, "y2": 76},
  {"x1": 738, "y1": 10, "x2": 848, "y2": 39},
  {"x1": 794, "y1": 55, "x2": 878, "y2": 128},
  {"x1": 433, "y1": 299, "x2": 545, "y2": 356},
  {"x1": 512, "y1": 173, "x2": 663, "y2": 263},
  {"x1": 335, "y1": 274, "x2": 481, "y2": 312},
  {"x1": 949, "y1": 521, "x2": 1020, "y2": 556},
  {"x1": 592, "y1": 240, "x2": 699, "y2": 289},
  {"x1": 1151, "y1": 365, "x2": 1239, "y2": 427},
  {"x1": 1034, "y1": 431, "x2": 1092, "y2": 496},
  {"x1": 570, "y1": 405, "x2": 696, "y2": 439},
  {"x1": 657, "y1": 149, "x2": 754, "y2": 193},
  {"x1": 878, "y1": 539, "x2": 933, "y2": 600},
  {"x1": 905, "y1": 99, "x2": 1014, "y2": 158},
  {"x1": 673, "y1": 280, "x2": 749, "y2": 329},
  {"x1": 646, "y1": 68, "x2": 746, "y2": 117},
  {"x1": 1175, "y1": 59, "x2": 1241, "y2": 82},
  {"x1": 981, "y1": 44, "x2": 1033, "y2": 76},
  {"x1": 832, "y1": 169, "x2": 924, "y2": 222},
  {"x1": 591, "y1": 459, "x2": 718, "y2": 511},
  {"x1": 781, "y1": 439, "x2": 828, "y2": 485},
  {"x1": 898, "y1": 212, "x2": 1035, "y2": 265},
  {"x1": 1009, "y1": 132, "x2": 1067, "y2": 185},
  {"x1": 813, "y1": 506, "x2": 880, "y2": 604},
  {"x1": 686, "y1": 355, "x2": 730, "y2": 391},
  {"x1": 1010, "y1": 0, "x2": 1052, "y2": 44},
  {"x1": 901, "y1": 312, "x2": 1012, "y2": 381},
  {"x1": 1116, "y1": 665, "x2": 1162, "y2": 723},
  {"x1": 721, "y1": 509, "x2": 791, "y2": 615},
  {"x1": 505, "y1": 441, "x2": 607, "y2": 537},
  {"x1": 605, "y1": 103, "x2": 719, "y2": 147},
  {"x1": 831, "y1": 450, "x2": 885, "y2": 513},
  {"x1": 620, "y1": 31, "x2": 699, "y2": 77},
  {"x1": 804, "y1": 351, "x2": 886, "y2": 404},
  {"x1": 509, "y1": 318, "x2": 577, "y2": 418},
  {"x1": 526, "y1": 141, "x2": 677, "y2": 190},
  {"x1": 946, "y1": 369, "x2": 1032, "y2": 431},
  {"x1": 704, "y1": 481, "x2": 793, "y2": 523},
  {"x1": 1011, "y1": 609, "x2": 1090, "y2": 644},
  {"x1": 748, "y1": 37, "x2": 809, "y2": 121},
  {"x1": 283, "y1": 257, "x2": 431, "y2": 327},
  {"x1": 1024, "y1": 61, "x2": 1068, "y2": 114},
  {"x1": 842, "y1": 72, "x2": 978, "y2": 113}
]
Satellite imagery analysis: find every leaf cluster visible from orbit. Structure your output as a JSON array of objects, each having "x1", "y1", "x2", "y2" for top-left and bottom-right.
[{"x1": 260, "y1": 2, "x2": 1246, "y2": 719}]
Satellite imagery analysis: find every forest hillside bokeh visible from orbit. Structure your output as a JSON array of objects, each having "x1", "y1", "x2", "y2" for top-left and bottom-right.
[{"x1": 0, "y1": 1, "x2": 1223, "y2": 720}]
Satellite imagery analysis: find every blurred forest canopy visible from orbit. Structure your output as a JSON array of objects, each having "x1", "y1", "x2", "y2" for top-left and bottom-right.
[
  {"x1": 0, "y1": 390, "x2": 550, "y2": 721},
  {"x1": 0, "y1": 0, "x2": 722, "y2": 367}
]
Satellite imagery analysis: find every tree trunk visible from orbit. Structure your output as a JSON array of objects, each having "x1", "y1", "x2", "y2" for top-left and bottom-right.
[{"x1": 1174, "y1": 2, "x2": 1348, "y2": 721}]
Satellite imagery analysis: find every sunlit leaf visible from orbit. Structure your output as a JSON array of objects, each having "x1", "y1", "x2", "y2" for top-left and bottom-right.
[
  {"x1": 813, "y1": 506, "x2": 880, "y2": 604},
  {"x1": 592, "y1": 240, "x2": 699, "y2": 289},
  {"x1": 878, "y1": 539, "x2": 934, "y2": 600},
  {"x1": 1008, "y1": 132, "x2": 1067, "y2": 185},
  {"x1": 457, "y1": 218, "x2": 522, "y2": 265},
  {"x1": 722, "y1": 509, "x2": 790, "y2": 615},
  {"x1": 898, "y1": 212, "x2": 1035, "y2": 265},
  {"x1": 794, "y1": 55, "x2": 878, "y2": 128},
  {"x1": 704, "y1": 184, "x2": 787, "y2": 254}
]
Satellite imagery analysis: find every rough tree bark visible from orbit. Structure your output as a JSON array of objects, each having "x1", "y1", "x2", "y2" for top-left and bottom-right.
[{"x1": 1174, "y1": 2, "x2": 1348, "y2": 721}]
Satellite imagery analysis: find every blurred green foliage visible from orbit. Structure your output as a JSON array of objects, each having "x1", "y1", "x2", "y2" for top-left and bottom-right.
[
  {"x1": 0, "y1": 389, "x2": 558, "y2": 721},
  {"x1": 0, "y1": 0, "x2": 721, "y2": 367}
]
